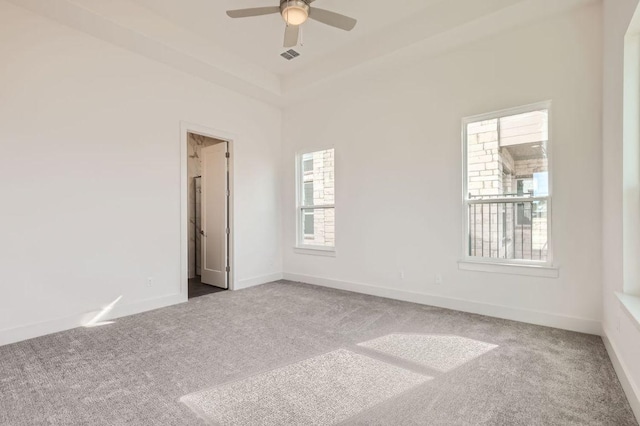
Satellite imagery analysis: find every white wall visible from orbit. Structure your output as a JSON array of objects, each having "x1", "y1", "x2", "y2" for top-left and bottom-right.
[
  {"x1": 603, "y1": 0, "x2": 640, "y2": 418},
  {"x1": 0, "y1": 1, "x2": 282, "y2": 345},
  {"x1": 283, "y1": 3, "x2": 603, "y2": 334}
]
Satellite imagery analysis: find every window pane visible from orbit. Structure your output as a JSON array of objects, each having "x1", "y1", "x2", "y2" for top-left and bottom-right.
[
  {"x1": 303, "y1": 157, "x2": 313, "y2": 173},
  {"x1": 467, "y1": 110, "x2": 548, "y2": 199},
  {"x1": 301, "y1": 208, "x2": 335, "y2": 247},
  {"x1": 301, "y1": 149, "x2": 334, "y2": 206},
  {"x1": 303, "y1": 211, "x2": 314, "y2": 235},
  {"x1": 303, "y1": 182, "x2": 314, "y2": 206},
  {"x1": 465, "y1": 108, "x2": 549, "y2": 262}
]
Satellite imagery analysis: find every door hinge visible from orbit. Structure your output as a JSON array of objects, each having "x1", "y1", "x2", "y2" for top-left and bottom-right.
[
  {"x1": 225, "y1": 266, "x2": 230, "y2": 272},
  {"x1": 226, "y1": 189, "x2": 230, "y2": 197},
  {"x1": 226, "y1": 228, "x2": 230, "y2": 235},
  {"x1": 225, "y1": 152, "x2": 230, "y2": 158}
]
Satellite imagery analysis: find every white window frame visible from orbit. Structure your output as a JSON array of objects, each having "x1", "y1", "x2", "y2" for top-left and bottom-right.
[
  {"x1": 461, "y1": 101, "x2": 554, "y2": 269},
  {"x1": 295, "y1": 148, "x2": 336, "y2": 254}
]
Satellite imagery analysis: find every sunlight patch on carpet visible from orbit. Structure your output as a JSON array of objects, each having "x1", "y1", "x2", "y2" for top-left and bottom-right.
[
  {"x1": 358, "y1": 334, "x2": 498, "y2": 372},
  {"x1": 180, "y1": 349, "x2": 430, "y2": 425}
]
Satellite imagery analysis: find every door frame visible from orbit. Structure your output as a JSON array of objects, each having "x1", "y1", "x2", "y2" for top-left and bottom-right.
[{"x1": 180, "y1": 121, "x2": 235, "y2": 300}]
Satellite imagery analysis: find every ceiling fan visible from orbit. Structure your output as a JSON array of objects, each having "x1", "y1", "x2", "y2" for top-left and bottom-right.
[{"x1": 226, "y1": 0, "x2": 357, "y2": 48}]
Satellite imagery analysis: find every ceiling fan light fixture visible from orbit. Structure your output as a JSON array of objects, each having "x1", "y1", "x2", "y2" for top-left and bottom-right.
[{"x1": 280, "y1": 0, "x2": 309, "y2": 26}]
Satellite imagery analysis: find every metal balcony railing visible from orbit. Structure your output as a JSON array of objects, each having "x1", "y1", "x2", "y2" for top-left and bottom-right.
[{"x1": 466, "y1": 193, "x2": 549, "y2": 261}]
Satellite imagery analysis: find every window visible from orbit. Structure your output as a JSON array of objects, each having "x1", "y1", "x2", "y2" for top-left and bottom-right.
[
  {"x1": 297, "y1": 149, "x2": 335, "y2": 250},
  {"x1": 303, "y1": 181, "x2": 314, "y2": 206},
  {"x1": 303, "y1": 210, "x2": 314, "y2": 236},
  {"x1": 303, "y1": 157, "x2": 313, "y2": 173},
  {"x1": 463, "y1": 102, "x2": 551, "y2": 264}
]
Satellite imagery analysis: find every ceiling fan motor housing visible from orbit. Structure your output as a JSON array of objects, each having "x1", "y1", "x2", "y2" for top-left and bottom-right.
[{"x1": 280, "y1": 0, "x2": 310, "y2": 26}]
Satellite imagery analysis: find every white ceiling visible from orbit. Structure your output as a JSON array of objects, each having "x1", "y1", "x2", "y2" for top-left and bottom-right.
[
  {"x1": 11, "y1": 0, "x2": 597, "y2": 106},
  {"x1": 130, "y1": 0, "x2": 443, "y2": 76}
]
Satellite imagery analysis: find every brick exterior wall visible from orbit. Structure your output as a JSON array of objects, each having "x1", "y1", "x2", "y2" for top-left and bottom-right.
[{"x1": 467, "y1": 120, "x2": 501, "y2": 197}]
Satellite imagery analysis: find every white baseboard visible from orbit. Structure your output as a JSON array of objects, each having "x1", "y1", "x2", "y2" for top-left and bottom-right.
[
  {"x1": 0, "y1": 270, "x2": 285, "y2": 346},
  {"x1": 0, "y1": 293, "x2": 186, "y2": 347},
  {"x1": 602, "y1": 328, "x2": 640, "y2": 421},
  {"x1": 235, "y1": 272, "x2": 284, "y2": 291},
  {"x1": 283, "y1": 273, "x2": 601, "y2": 335}
]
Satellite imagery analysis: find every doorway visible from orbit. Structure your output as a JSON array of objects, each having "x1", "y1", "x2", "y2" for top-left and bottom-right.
[{"x1": 186, "y1": 131, "x2": 231, "y2": 299}]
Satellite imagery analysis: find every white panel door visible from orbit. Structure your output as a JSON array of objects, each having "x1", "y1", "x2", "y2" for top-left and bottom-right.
[{"x1": 201, "y1": 143, "x2": 228, "y2": 289}]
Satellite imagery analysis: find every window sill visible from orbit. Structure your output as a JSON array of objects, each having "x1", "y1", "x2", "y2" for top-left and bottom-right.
[
  {"x1": 458, "y1": 260, "x2": 559, "y2": 278},
  {"x1": 294, "y1": 247, "x2": 336, "y2": 257},
  {"x1": 616, "y1": 292, "x2": 640, "y2": 331}
]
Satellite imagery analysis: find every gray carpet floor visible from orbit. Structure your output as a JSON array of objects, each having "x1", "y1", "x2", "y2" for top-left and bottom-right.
[{"x1": 0, "y1": 280, "x2": 636, "y2": 425}]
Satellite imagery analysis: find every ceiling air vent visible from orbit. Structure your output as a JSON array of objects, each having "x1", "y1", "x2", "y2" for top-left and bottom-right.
[{"x1": 280, "y1": 49, "x2": 300, "y2": 60}]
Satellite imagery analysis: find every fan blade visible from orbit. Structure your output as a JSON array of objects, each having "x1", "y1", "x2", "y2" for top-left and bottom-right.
[
  {"x1": 226, "y1": 7, "x2": 280, "y2": 18},
  {"x1": 309, "y1": 8, "x2": 357, "y2": 31},
  {"x1": 284, "y1": 25, "x2": 300, "y2": 48}
]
